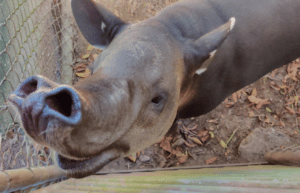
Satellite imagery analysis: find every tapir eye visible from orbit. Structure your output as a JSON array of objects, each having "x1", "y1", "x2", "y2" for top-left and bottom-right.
[
  {"x1": 151, "y1": 95, "x2": 163, "y2": 104},
  {"x1": 150, "y1": 93, "x2": 167, "y2": 113}
]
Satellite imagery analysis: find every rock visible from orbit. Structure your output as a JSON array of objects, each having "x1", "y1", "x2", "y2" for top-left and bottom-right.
[
  {"x1": 172, "y1": 137, "x2": 185, "y2": 148},
  {"x1": 265, "y1": 146, "x2": 300, "y2": 166},
  {"x1": 139, "y1": 155, "x2": 150, "y2": 162},
  {"x1": 238, "y1": 127, "x2": 292, "y2": 162}
]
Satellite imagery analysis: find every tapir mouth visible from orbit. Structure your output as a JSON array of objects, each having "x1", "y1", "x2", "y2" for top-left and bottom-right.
[{"x1": 56, "y1": 149, "x2": 120, "y2": 178}]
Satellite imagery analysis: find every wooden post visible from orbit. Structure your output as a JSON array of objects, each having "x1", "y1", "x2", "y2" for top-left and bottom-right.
[{"x1": 0, "y1": 166, "x2": 65, "y2": 192}]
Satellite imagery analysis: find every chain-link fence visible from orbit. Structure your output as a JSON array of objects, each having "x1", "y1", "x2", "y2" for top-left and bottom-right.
[{"x1": 0, "y1": 0, "x2": 83, "y2": 191}]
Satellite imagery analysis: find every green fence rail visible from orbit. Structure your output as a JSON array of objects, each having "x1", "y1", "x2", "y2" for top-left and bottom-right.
[{"x1": 34, "y1": 165, "x2": 300, "y2": 193}]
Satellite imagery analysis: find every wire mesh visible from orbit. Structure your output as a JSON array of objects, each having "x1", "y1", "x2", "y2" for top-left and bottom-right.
[{"x1": 0, "y1": 0, "x2": 80, "y2": 191}]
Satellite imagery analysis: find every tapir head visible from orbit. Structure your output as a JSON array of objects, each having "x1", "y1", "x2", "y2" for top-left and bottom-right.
[{"x1": 8, "y1": 0, "x2": 235, "y2": 178}]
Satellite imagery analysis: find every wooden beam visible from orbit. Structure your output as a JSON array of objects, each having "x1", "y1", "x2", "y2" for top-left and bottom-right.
[{"x1": 0, "y1": 166, "x2": 65, "y2": 192}]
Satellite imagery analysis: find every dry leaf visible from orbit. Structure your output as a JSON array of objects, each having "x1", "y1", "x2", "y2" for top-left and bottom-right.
[
  {"x1": 248, "y1": 95, "x2": 261, "y2": 104},
  {"x1": 236, "y1": 90, "x2": 242, "y2": 99},
  {"x1": 264, "y1": 116, "x2": 271, "y2": 124},
  {"x1": 225, "y1": 149, "x2": 232, "y2": 156},
  {"x1": 248, "y1": 94, "x2": 271, "y2": 109},
  {"x1": 270, "y1": 69, "x2": 278, "y2": 77},
  {"x1": 197, "y1": 130, "x2": 209, "y2": 142},
  {"x1": 208, "y1": 127, "x2": 214, "y2": 131},
  {"x1": 280, "y1": 84, "x2": 288, "y2": 89},
  {"x1": 209, "y1": 131, "x2": 214, "y2": 138},
  {"x1": 81, "y1": 53, "x2": 91, "y2": 59},
  {"x1": 127, "y1": 154, "x2": 137, "y2": 162},
  {"x1": 251, "y1": 88, "x2": 257, "y2": 97},
  {"x1": 223, "y1": 98, "x2": 228, "y2": 104},
  {"x1": 287, "y1": 62, "x2": 300, "y2": 81},
  {"x1": 86, "y1": 45, "x2": 93, "y2": 51},
  {"x1": 146, "y1": 2, "x2": 152, "y2": 13},
  {"x1": 232, "y1": 93, "x2": 238, "y2": 102},
  {"x1": 225, "y1": 102, "x2": 234, "y2": 108},
  {"x1": 197, "y1": 130, "x2": 208, "y2": 138},
  {"x1": 207, "y1": 118, "x2": 219, "y2": 124},
  {"x1": 275, "y1": 121, "x2": 281, "y2": 126},
  {"x1": 180, "y1": 124, "x2": 189, "y2": 133},
  {"x1": 174, "y1": 147, "x2": 184, "y2": 157},
  {"x1": 188, "y1": 125, "x2": 198, "y2": 131},
  {"x1": 172, "y1": 137, "x2": 185, "y2": 147},
  {"x1": 295, "y1": 96, "x2": 299, "y2": 107},
  {"x1": 205, "y1": 156, "x2": 218, "y2": 164},
  {"x1": 190, "y1": 137, "x2": 203, "y2": 145},
  {"x1": 160, "y1": 136, "x2": 174, "y2": 154},
  {"x1": 178, "y1": 154, "x2": 188, "y2": 164},
  {"x1": 269, "y1": 82, "x2": 280, "y2": 91},
  {"x1": 114, "y1": 9, "x2": 120, "y2": 17},
  {"x1": 73, "y1": 63, "x2": 88, "y2": 70},
  {"x1": 201, "y1": 135, "x2": 210, "y2": 143},
  {"x1": 76, "y1": 68, "x2": 91, "y2": 78},
  {"x1": 285, "y1": 106, "x2": 295, "y2": 115},
  {"x1": 184, "y1": 141, "x2": 196, "y2": 148},
  {"x1": 294, "y1": 131, "x2": 298, "y2": 135},
  {"x1": 266, "y1": 107, "x2": 272, "y2": 113},
  {"x1": 219, "y1": 140, "x2": 227, "y2": 148},
  {"x1": 249, "y1": 110, "x2": 255, "y2": 117},
  {"x1": 256, "y1": 99, "x2": 271, "y2": 109},
  {"x1": 76, "y1": 67, "x2": 87, "y2": 72}
]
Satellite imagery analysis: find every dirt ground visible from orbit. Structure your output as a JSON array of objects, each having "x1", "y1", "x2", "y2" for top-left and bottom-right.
[{"x1": 72, "y1": 0, "x2": 300, "y2": 173}]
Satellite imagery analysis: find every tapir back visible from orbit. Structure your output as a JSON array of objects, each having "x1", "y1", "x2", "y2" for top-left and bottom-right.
[{"x1": 159, "y1": 0, "x2": 300, "y2": 118}]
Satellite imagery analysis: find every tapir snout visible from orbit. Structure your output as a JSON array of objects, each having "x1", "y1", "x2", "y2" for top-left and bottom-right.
[
  {"x1": 8, "y1": 76, "x2": 82, "y2": 144},
  {"x1": 9, "y1": 74, "x2": 143, "y2": 178}
]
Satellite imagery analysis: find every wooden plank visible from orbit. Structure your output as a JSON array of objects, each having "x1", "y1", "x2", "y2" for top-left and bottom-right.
[
  {"x1": 34, "y1": 165, "x2": 300, "y2": 192},
  {"x1": 0, "y1": 166, "x2": 65, "y2": 192}
]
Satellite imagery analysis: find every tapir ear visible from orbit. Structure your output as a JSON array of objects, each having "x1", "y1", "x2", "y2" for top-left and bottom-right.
[
  {"x1": 71, "y1": 0, "x2": 127, "y2": 49},
  {"x1": 184, "y1": 17, "x2": 236, "y2": 75}
]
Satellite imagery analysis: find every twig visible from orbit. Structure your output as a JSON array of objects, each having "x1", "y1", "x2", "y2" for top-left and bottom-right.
[{"x1": 226, "y1": 123, "x2": 242, "y2": 146}]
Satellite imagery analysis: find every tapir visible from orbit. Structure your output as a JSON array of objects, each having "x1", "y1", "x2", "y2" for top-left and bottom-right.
[{"x1": 8, "y1": 0, "x2": 300, "y2": 178}]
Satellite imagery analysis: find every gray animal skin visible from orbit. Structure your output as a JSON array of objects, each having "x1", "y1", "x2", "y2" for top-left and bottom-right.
[{"x1": 8, "y1": 0, "x2": 300, "y2": 178}]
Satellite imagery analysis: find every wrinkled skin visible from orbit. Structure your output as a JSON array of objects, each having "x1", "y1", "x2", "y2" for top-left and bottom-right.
[{"x1": 9, "y1": 0, "x2": 300, "y2": 178}]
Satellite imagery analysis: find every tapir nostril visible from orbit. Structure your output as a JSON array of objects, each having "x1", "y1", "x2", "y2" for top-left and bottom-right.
[
  {"x1": 19, "y1": 78, "x2": 38, "y2": 97},
  {"x1": 46, "y1": 90, "x2": 73, "y2": 117}
]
